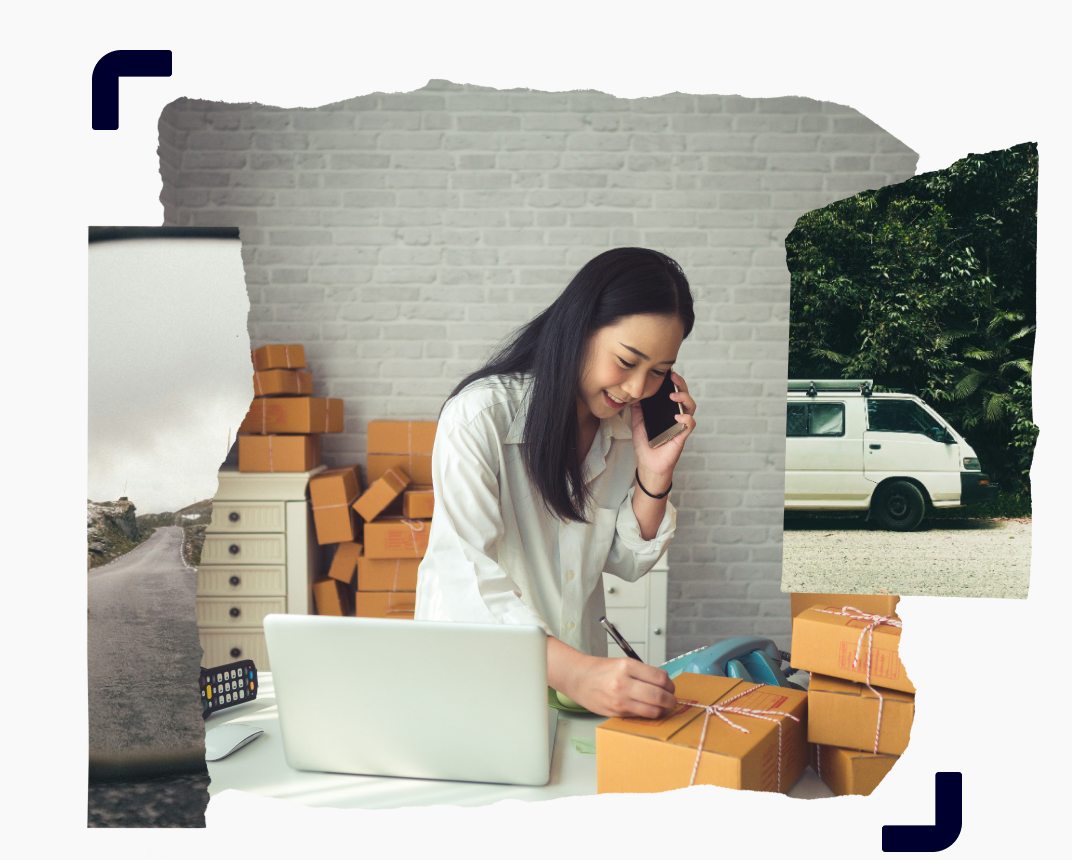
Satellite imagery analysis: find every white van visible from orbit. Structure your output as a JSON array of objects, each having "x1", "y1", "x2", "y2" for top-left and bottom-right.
[{"x1": 784, "y1": 380, "x2": 998, "y2": 530}]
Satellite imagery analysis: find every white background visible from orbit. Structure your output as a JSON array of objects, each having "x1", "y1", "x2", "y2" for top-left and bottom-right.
[{"x1": 12, "y1": 1, "x2": 1066, "y2": 855}]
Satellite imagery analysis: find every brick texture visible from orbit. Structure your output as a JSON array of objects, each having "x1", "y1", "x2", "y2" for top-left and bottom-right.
[{"x1": 158, "y1": 84, "x2": 917, "y2": 659}]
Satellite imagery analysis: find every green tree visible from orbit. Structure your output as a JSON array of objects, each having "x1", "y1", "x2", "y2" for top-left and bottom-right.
[{"x1": 785, "y1": 142, "x2": 1037, "y2": 504}]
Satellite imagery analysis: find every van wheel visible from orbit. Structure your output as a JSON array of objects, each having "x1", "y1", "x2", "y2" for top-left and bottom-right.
[{"x1": 872, "y1": 481, "x2": 926, "y2": 531}]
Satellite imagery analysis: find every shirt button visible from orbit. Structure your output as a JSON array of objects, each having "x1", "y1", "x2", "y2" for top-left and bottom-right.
[
  {"x1": 567, "y1": 621, "x2": 575, "y2": 630},
  {"x1": 567, "y1": 570, "x2": 575, "y2": 580}
]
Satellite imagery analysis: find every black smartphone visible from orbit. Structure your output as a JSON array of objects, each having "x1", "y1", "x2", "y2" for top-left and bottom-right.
[{"x1": 640, "y1": 369, "x2": 685, "y2": 448}]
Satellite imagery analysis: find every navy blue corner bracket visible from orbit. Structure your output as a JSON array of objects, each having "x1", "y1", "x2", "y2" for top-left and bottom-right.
[
  {"x1": 91, "y1": 50, "x2": 172, "y2": 130},
  {"x1": 882, "y1": 772, "x2": 963, "y2": 852}
]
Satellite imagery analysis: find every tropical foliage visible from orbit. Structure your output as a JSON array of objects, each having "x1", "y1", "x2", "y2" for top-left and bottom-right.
[{"x1": 785, "y1": 143, "x2": 1038, "y2": 506}]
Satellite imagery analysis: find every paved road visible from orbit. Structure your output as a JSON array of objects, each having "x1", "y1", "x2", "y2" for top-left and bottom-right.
[
  {"x1": 88, "y1": 526, "x2": 205, "y2": 759},
  {"x1": 781, "y1": 516, "x2": 1031, "y2": 599}
]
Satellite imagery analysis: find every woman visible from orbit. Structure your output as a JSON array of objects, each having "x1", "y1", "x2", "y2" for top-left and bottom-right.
[{"x1": 414, "y1": 247, "x2": 697, "y2": 718}]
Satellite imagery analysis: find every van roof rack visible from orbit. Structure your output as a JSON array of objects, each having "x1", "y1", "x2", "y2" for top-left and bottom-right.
[{"x1": 788, "y1": 379, "x2": 874, "y2": 397}]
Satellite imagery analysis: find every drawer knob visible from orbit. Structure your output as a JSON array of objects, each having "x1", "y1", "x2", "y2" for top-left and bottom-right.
[
  {"x1": 607, "y1": 586, "x2": 616, "y2": 594},
  {"x1": 229, "y1": 575, "x2": 241, "y2": 587},
  {"x1": 653, "y1": 628, "x2": 663, "y2": 636},
  {"x1": 230, "y1": 647, "x2": 242, "y2": 658},
  {"x1": 228, "y1": 511, "x2": 241, "y2": 523},
  {"x1": 229, "y1": 607, "x2": 241, "y2": 618},
  {"x1": 228, "y1": 543, "x2": 241, "y2": 555}
]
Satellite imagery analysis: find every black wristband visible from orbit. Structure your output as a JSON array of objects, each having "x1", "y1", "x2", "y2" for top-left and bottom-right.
[{"x1": 635, "y1": 468, "x2": 671, "y2": 499}]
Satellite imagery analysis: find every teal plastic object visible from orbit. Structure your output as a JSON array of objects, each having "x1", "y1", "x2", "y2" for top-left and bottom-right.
[{"x1": 660, "y1": 636, "x2": 791, "y2": 687}]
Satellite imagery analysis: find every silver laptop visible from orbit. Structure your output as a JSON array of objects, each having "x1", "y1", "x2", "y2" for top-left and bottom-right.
[{"x1": 263, "y1": 614, "x2": 556, "y2": 786}]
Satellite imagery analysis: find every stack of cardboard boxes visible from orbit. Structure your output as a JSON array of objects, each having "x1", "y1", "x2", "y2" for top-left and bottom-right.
[
  {"x1": 789, "y1": 593, "x2": 914, "y2": 796},
  {"x1": 237, "y1": 344, "x2": 345, "y2": 473},
  {"x1": 354, "y1": 421, "x2": 436, "y2": 620},
  {"x1": 595, "y1": 592, "x2": 913, "y2": 797},
  {"x1": 306, "y1": 420, "x2": 437, "y2": 620},
  {"x1": 308, "y1": 464, "x2": 365, "y2": 616}
]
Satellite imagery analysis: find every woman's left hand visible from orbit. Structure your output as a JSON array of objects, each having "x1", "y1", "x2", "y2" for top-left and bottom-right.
[{"x1": 628, "y1": 370, "x2": 697, "y2": 481}]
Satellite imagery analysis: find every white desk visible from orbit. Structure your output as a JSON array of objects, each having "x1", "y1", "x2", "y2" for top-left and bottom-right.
[{"x1": 207, "y1": 673, "x2": 834, "y2": 807}]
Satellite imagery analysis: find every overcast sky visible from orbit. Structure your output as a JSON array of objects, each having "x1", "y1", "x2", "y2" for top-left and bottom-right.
[{"x1": 88, "y1": 235, "x2": 252, "y2": 513}]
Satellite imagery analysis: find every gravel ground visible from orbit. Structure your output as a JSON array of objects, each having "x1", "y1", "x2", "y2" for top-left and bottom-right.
[
  {"x1": 781, "y1": 516, "x2": 1031, "y2": 599},
  {"x1": 88, "y1": 770, "x2": 209, "y2": 828}
]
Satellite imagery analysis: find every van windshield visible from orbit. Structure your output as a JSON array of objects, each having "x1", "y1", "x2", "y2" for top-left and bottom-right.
[{"x1": 867, "y1": 400, "x2": 942, "y2": 435}]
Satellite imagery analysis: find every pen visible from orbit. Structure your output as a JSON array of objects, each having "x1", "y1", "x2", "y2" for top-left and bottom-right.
[{"x1": 599, "y1": 615, "x2": 643, "y2": 662}]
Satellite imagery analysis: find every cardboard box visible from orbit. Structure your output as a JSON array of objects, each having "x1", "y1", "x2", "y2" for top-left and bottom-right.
[
  {"x1": 312, "y1": 577, "x2": 352, "y2": 616},
  {"x1": 354, "y1": 591, "x2": 416, "y2": 620},
  {"x1": 810, "y1": 743, "x2": 899, "y2": 796},
  {"x1": 367, "y1": 420, "x2": 438, "y2": 455},
  {"x1": 357, "y1": 557, "x2": 421, "y2": 592},
  {"x1": 597, "y1": 673, "x2": 808, "y2": 794},
  {"x1": 324, "y1": 398, "x2": 344, "y2": 433},
  {"x1": 252, "y1": 369, "x2": 313, "y2": 397},
  {"x1": 807, "y1": 673, "x2": 914, "y2": 755},
  {"x1": 309, "y1": 465, "x2": 364, "y2": 545},
  {"x1": 790, "y1": 606, "x2": 914, "y2": 694},
  {"x1": 363, "y1": 517, "x2": 431, "y2": 559},
  {"x1": 239, "y1": 397, "x2": 344, "y2": 435},
  {"x1": 367, "y1": 453, "x2": 433, "y2": 487},
  {"x1": 353, "y1": 468, "x2": 411, "y2": 523},
  {"x1": 327, "y1": 542, "x2": 363, "y2": 585},
  {"x1": 238, "y1": 434, "x2": 321, "y2": 473},
  {"x1": 403, "y1": 487, "x2": 434, "y2": 519},
  {"x1": 791, "y1": 592, "x2": 900, "y2": 619},
  {"x1": 251, "y1": 343, "x2": 306, "y2": 371}
]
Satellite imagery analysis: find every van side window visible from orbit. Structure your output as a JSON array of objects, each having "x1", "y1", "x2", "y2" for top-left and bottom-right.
[
  {"x1": 786, "y1": 402, "x2": 845, "y2": 437},
  {"x1": 787, "y1": 403, "x2": 808, "y2": 436},
  {"x1": 867, "y1": 400, "x2": 939, "y2": 435}
]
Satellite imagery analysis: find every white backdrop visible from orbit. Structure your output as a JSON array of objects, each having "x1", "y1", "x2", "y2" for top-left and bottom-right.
[{"x1": 16, "y1": 1, "x2": 1066, "y2": 855}]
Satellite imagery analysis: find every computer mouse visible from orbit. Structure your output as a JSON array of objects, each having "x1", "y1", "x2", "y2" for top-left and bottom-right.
[{"x1": 205, "y1": 723, "x2": 264, "y2": 761}]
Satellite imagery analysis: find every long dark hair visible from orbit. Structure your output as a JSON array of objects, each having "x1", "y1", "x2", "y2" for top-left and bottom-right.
[{"x1": 440, "y1": 247, "x2": 695, "y2": 524}]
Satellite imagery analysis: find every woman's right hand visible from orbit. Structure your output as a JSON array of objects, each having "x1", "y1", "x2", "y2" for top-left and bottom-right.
[{"x1": 548, "y1": 637, "x2": 677, "y2": 718}]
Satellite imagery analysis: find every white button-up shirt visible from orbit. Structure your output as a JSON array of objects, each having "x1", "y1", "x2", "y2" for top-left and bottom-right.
[{"x1": 414, "y1": 373, "x2": 676, "y2": 656}]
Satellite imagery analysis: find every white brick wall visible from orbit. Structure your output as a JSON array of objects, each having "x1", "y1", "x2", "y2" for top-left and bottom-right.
[{"x1": 159, "y1": 81, "x2": 917, "y2": 658}]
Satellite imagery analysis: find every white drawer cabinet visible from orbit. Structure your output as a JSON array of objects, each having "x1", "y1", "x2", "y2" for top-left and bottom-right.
[
  {"x1": 197, "y1": 467, "x2": 324, "y2": 670},
  {"x1": 602, "y1": 553, "x2": 668, "y2": 665}
]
